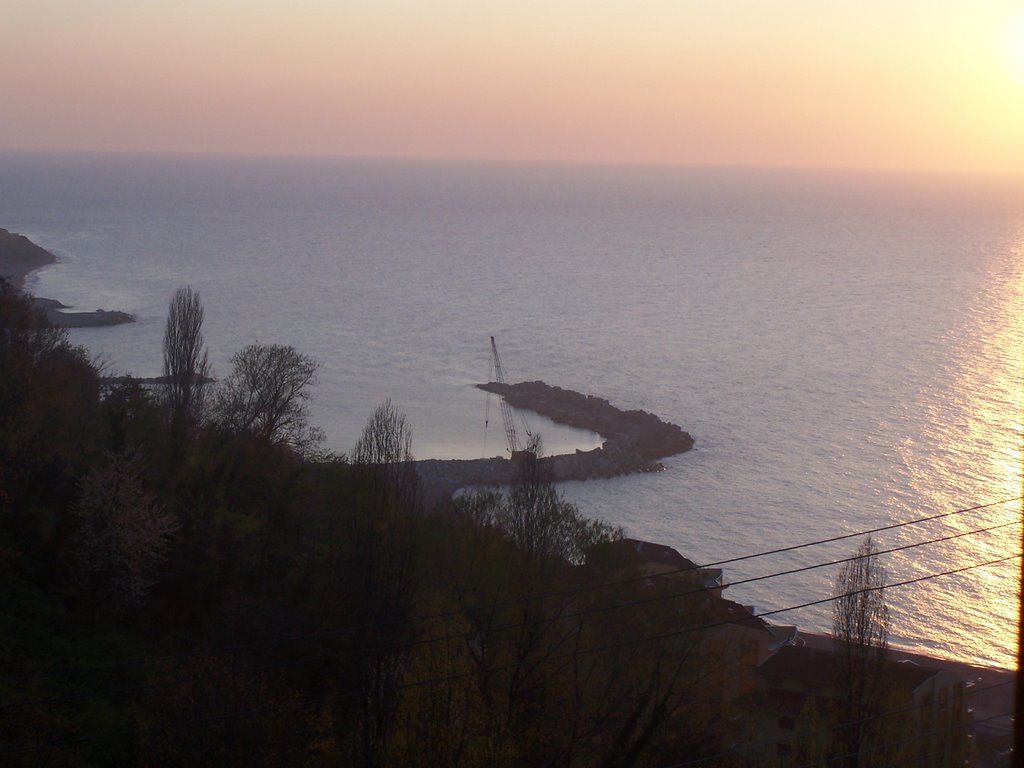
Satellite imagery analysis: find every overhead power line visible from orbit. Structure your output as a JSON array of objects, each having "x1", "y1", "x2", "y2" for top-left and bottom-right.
[
  {"x1": 701, "y1": 495, "x2": 1021, "y2": 570},
  {"x1": 4, "y1": 495, "x2": 1018, "y2": 691},
  {"x1": 14, "y1": 550, "x2": 1018, "y2": 758},
  {"x1": 4, "y1": 514, "x2": 1016, "y2": 714}
]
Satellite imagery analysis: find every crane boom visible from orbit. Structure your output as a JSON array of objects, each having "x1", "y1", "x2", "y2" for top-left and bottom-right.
[{"x1": 490, "y1": 336, "x2": 523, "y2": 455}]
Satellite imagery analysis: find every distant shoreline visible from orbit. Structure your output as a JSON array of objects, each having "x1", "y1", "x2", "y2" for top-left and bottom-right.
[
  {"x1": 0, "y1": 227, "x2": 135, "y2": 327},
  {"x1": 0, "y1": 227, "x2": 56, "y2": 290}
]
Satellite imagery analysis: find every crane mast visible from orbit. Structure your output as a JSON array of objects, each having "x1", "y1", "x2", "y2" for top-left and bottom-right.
[{"x1": 489, "y1": 336, "x2": 533, "y2": 459}]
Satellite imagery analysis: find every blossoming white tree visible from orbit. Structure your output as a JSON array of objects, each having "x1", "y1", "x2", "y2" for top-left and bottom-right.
[{"x1": 73, "y1": 451, "x2": 180, "y2": 609}]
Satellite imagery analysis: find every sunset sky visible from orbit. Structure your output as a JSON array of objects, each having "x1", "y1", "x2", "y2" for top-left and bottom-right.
[{"x1": 3, "y1": 0, "x2": 1024, "y2": 173}]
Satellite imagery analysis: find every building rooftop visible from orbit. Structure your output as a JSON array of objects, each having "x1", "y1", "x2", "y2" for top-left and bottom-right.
[{"x1": 758, "y1": 645, "x2": 942, "y2": 692}]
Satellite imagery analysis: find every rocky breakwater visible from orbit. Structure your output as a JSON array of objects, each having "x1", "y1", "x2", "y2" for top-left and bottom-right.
[
  {"x1": 31, "y1": 297, "x2": 134, "y2": 328},
  {"x1": 415, "y1": 380, "x2": 694, "y2": 503}
]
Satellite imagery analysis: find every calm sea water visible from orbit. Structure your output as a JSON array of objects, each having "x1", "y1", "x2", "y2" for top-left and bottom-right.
[{"x1": 2, "y1": 153, "x2": 1021, "y2": 668}]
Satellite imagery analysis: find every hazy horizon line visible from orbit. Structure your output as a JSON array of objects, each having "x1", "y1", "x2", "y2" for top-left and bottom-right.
[{"x1": 3, "y1": 146, "x2": 1023, "y2": 182}]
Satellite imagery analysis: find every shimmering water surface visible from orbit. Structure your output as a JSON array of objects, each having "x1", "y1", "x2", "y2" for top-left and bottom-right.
[{"x1": 2, "y1": 154, "x2": 1021, "y2": 668}]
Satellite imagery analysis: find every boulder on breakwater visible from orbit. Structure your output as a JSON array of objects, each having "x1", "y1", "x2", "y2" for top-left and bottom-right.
[{"x1": 415, "y1": 380, "x2": 694, "y2": 502}]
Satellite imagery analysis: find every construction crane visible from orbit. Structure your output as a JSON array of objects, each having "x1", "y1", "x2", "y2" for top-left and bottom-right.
[{"x1": 486, "y1": 336, "x2": 534, "y2": 460}]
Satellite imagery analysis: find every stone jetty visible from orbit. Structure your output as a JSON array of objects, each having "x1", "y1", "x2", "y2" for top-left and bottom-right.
[
  {"x1": 31, "y1": 296, "x2": 135, "y2": 328},
  {"x1": 415, "y1": 380, "x2": 694, "y2": 503}
]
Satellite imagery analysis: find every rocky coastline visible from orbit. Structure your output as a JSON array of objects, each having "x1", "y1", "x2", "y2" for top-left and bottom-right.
[
  {"x1": 31, "y1": 296, "x2": 135, "y2": 327},
  {"x1": 0, "y1": 227, "x2": 135, "y2": 328},
  {"x1": 416, "y1": 380, "x2": 694, "y2": 502}
]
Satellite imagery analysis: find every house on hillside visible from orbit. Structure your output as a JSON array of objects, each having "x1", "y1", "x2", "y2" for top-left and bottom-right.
[
  {"x1": 586, "y1": 537, "x2": 725, "y2": 594},
  {"x1": 742, "y1": 645, "x2": 969, "y2": 766},
  {"x1": 702, "y1": 597, "x2": 798, "y2": 708},
  {"x1": 585, "y1": 538, "x2": 797, "y2": 711}
]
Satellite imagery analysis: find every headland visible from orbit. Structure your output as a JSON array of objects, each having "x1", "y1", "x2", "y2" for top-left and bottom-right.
[
  {"x1": 0, "y1": 227, "x2": 55, "y2": 290},
  {"x1": 0, "y1": 227, "x2": 134, "y2": 327},
  {"x1": 415, "y1": 380, "x2": 694, "y2": 501}
]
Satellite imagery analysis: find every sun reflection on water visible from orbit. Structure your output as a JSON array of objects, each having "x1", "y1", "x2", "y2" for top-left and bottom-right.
[{"x1": 891, "y1": 234, "x2": 1023, "y2": 668}]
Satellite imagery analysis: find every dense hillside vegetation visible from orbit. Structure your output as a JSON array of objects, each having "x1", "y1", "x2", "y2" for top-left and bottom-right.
[{"x1": 0, "y1": 280, "x2": 729, "y2": 767}]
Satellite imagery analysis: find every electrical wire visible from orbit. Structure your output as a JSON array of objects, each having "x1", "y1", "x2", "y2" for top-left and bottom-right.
[
  {"x1": 3, "y1": 494, "x2": 1017, "y2": 694},
  {"x1": 11, "y1": 550, "x2": 1017, "y2": 757},
  {"x1": 4, "y1": 515, "x2": 1015, "y2": 713}
]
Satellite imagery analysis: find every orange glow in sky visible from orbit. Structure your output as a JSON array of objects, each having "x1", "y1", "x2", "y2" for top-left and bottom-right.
[{"x1": 3, "y1": 0, "x2": 1024, "y2": 173}]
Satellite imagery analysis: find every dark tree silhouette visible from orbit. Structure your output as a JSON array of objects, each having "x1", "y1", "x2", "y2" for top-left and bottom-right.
[
  {"x1": 831, "y1": 536, "x2": 890, "y2": 768},
  {"x1": 212, "y1": 343, "x2": 322, "y2": 452},
  {"x1": 0, "y1": 278, "x2": 99, "y2": 511},
  {"x1": 162, "y1": 286, "x2": 209, "y2": 424},
  {"x1": 339, "y1": 400, "x2": 421, "y2": 766}
]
